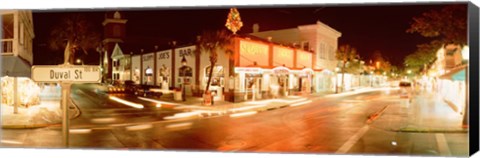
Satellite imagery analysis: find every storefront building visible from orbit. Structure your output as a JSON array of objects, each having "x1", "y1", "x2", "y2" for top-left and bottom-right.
[
  {"x1": 250, "y1": 21, "x2": 342, "y2": 93},
  {"x1": 122, "y1": 20, "x2": 343, "y2": 103}
]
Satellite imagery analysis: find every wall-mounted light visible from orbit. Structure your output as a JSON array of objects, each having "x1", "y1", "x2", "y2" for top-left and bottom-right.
[{"x1": 181, "y1": 56, "x2": 187, "y2": 66}]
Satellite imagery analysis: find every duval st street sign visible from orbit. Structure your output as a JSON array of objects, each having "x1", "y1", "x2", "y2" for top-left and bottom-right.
[{"x1": 31, "y1": 65, "x2": 101, "y2": 83}]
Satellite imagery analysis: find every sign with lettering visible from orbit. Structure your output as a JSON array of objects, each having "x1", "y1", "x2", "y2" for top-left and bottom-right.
[
  {"x1": 143, "y1": 53, "x2": 154, "y2": 62},
  {"x1": 296, "y1": 50, "x2": 313, "y2": 68},
  {"x1": 239, "y1": 40, "x2": 269, "y2": 66},
  {"x1": 273, "y1": 46, "x2": 294, "y2": 67},
  {"x1": 272, "y1": 66, "x2": 290, "y2": 75},
  {"x1": 157, "y1": 51, "x2": 170, "y2": 59},
  {"x1": 32, "y1": 65, "x2": 101, "y2": 83},
  {"x1": 234, "y1": 67, "x2": 262, "y2": 74}
]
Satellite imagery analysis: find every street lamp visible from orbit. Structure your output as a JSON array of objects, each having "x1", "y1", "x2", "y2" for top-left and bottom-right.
[
  {"x1": 181, "y1": 56, "x2": 187, "y2": 66},
  {"x1": 180, "y1": 56, "x2": 187, "y2": 101},
  {"x1": 75, "y1": 58, "x2": 82, "y2": 65}
]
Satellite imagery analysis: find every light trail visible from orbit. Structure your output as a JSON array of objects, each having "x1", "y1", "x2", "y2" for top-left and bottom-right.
[
  {"x1": 1, "y1": 139, "x2": 23, "y2": 145},
  {"x1": 229, "y1": 111, "x2": 258, "y2": 118},
  {"x1": 109, "y1": 96, "x2": 144, "y2": 109},
  {"x1": 126, "y1": 124, "x2": 153, "y2": 131},
  {"x1": 138, "y1": 97, "x2": 182, "y2": 106},
  {"x1": 290, "y1": 100, "x2": 312, "y2": 107},
  {"x1": 69, "y1": 129, "x2": 92, "y2": 134}
]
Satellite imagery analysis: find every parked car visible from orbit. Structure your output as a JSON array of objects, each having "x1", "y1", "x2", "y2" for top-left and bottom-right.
[
  {"x1": 133, "y1": 84, "x2": 162, "y2": 98},
  {"x1": 124, "y1": 80, "x2": 137, "y2": 94},
  {"x1": 107, "y1": 84, "x2": 125, "y2": 93},
  {"x1": 399, "y1": 81, "x2": 413, "y2": 99}
]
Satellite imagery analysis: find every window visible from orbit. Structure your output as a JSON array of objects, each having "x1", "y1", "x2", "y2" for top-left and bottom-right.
[
  {"x1": 302, "y1": 41, "x2": 310, "y2": 51},
  {"x1": 19, "y1": 23, "x2": 24, "y2": 45},
  {"x1": 113, "y1": 25, "x2": 121, "y2": 37},
  {"x1": 2, "y1": 14, "x2": 14, "y2": 39},
  {"x1": 319, "y1": 42, "x2": 326, "y2": 59},
  {"x1": 1, "y1": 14, "x2": 14, "y2": 53}
]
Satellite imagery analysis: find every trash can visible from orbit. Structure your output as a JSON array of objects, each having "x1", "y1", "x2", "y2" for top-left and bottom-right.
[{"x1": 174, "y1": 90, "x2": 182, "y2": 101}]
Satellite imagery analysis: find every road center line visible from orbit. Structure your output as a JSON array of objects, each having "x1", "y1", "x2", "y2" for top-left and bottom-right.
[
  {"x1": 435, "y1": 133, "x2": 452, "y2": 156},
  {"x1": 336, "y1": 125, "x2": 370, "y2": 154}
]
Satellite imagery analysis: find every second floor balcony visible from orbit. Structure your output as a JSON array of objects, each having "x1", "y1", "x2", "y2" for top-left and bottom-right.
[{"x1": 1, "y1": 39, "x2": 14, "y2": 54}]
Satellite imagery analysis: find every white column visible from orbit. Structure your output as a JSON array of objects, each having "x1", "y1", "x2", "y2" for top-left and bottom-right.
[{"x1": 13, "y1": 77, "x2": 18, "y2": 114}]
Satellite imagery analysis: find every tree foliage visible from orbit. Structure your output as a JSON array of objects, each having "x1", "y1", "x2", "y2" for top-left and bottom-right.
[
  {"x1": 404, "y1": 40, "x2": 442, "y2": 73},
  {"x1": 197, "y1": 29, "x2": 233, "y2": 92},
  {"x1": 49, "y1": 14, "x2": 101, "y2": 64},
  {"x1": 369, "y1": 50, "x2": 393, "y2": 74},
  {"x1": 336, "y1": 44, "x2": 359, "y2": 91},
  {"x1": 344, "y1": 59, "x2": 364, "y2": 75},
  {"x1": 406, "y1": 5, "x2": 467, "y2": 45}
]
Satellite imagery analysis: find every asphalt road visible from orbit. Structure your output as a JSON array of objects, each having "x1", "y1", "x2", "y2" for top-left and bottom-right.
[
  {"x1": 68, "y1": 83, "x2": 184, "y2": 128},
  {"x1": 0, "y1": 86, "x2": 468, "y2": 157}
]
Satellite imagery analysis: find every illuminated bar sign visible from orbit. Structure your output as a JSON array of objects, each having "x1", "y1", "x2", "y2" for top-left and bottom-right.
[
  {"x1": 296, "y1": 50, "x2": 313, "y2": 68},
  {"x1": 239, "y1": 40, "x2": 269, "y2": 66},
  {"x1": 273, "y1": 46, "x2": 294, "y2": 67}
]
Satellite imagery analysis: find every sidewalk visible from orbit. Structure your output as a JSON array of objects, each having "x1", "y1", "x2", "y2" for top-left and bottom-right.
[
  {"x1": 1, "y1": 99, "x2": 80, "y2": 129},
  {"x1": 371, "y1": 91, "x2": 467, "y2": 133}
]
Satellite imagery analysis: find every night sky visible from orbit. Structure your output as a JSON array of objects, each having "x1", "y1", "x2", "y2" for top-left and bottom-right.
[{"x1": 32, "y1": 2, "x2": 463, "y2": 66}]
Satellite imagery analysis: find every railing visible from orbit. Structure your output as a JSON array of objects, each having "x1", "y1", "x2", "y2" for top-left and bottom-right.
[{"x1": 1, "y1": 39, "x2": 14, "y2": 53}]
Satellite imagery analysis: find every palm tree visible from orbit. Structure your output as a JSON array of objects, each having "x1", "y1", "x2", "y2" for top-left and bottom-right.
[
  {"x1": 49, "y1": 14, "x2": 101, "y2": 64},
  {"x1": 197, "y1": 29, "x2": 233, "y2": 94},
  {"x1": 336, "y1": 44, "x2": 359, "y2": 92}
]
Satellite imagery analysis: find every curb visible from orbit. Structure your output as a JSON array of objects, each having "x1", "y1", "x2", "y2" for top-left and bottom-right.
[
  {"x1": 393, "y1": 127, "x2": 468, "y2": 133},
  {"x1": 2, "y1": 123, "x2": 61, "y2": 129}
]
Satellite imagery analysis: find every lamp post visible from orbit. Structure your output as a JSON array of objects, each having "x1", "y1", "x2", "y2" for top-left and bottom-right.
[
  {"x1": 96, "y1": 45, "x2": 105, "y2": 83},
  {"x1": 181, "y1": 56, "x2": 187, "y2": 101},
  {"x1": 334, "y1": 67, "x2": 340, "y2": 93}
]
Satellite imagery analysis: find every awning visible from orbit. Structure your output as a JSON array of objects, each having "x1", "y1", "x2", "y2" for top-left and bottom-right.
[
  {"x1": 439, "y1": 65, "x2": 467, "y2": 81},
  {"x1": 1, "y1": 56, "x2": 32, "y2": 78}
]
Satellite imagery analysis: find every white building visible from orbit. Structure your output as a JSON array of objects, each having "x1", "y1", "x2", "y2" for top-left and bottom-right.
[
  {"x1": 1, "y1": 10, "x2": 35, "y2": 69},
  {"x1": 1, "y1": 10, "x2": 39, "y2": 108},
  {"x1": 250, "y1": 21, "x2": 342, "y2": 92}
]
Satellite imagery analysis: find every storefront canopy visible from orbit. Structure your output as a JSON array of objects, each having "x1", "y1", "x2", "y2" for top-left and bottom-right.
[
  {"x1": 439, "y1": 65, "x2": 466, "y2": 81},
  {"x1": 1, "y1": 56, "x2": 32, "y2": 78}
]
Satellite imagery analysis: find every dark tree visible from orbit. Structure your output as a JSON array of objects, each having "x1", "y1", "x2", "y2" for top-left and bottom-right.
[
  {"x1": 49, "y1": 14, "x2": 101, "y2": 64},
  {"x1": 406, "y1": 5, "x2": 467, "y2": 45}
]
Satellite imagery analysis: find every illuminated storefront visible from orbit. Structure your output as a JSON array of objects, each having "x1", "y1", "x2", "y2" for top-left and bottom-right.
[{"x1": 127, "y1": 36, "x2": 337, "y2": 103}]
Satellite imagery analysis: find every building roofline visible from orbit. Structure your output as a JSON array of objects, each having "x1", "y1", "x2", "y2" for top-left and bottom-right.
[{"x1": 298, "y1": 21, "x2": 342, "y2": 37}]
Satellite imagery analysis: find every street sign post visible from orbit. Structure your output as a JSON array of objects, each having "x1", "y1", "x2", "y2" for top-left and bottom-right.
[{"x1": 31, "y1": 64, "x2": 101, "y2": 147}]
